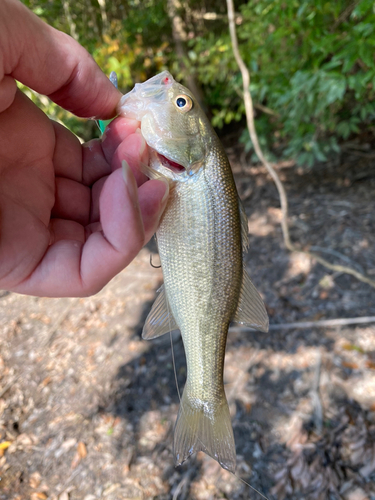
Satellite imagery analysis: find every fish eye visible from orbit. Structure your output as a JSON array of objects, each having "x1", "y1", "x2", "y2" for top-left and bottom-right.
[{"x1": 175, "y1": 94, "x2": 193, "y2": 112}]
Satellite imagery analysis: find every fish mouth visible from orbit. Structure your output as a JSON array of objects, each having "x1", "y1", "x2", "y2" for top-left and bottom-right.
[{"x1": 157, "y1": 153, "x2": 185, "y2": 173}]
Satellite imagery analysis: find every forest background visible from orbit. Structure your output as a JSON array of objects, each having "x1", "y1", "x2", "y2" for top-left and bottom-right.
[{"x1": 21, "y1": 0, "x2": 375, "y2": 168}]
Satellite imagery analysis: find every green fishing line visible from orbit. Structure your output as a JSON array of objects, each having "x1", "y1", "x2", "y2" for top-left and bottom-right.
[{"x1": 97, "y1": 71, "x2": 118, "y2": 135}]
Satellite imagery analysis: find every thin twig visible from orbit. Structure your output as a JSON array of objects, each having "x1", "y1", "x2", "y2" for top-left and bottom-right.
[
  {"x1": 226, "y1": 0, "x2": 375, "y2": 290},
  {"x1": 233, "y1": 85, "x2": 280, "y2": 117},
  {"x1": 309, "y1": 246, "x2": 365, "y2": 274},
  {"x1": 172, "y1": 469, "x2": 193, "y2": 500},
  {"x1": 310, "y1": 349, "x2": 323, "y2": 435},
  {"x1": 330, "y1": 1, "x2": 359, "y2": 32},
  {"x1": 231, "y1": 316, "x2": 375, "y2": 332},
  {"x1": 0, "y1": 374, "x2": 21, "y2": 398}
]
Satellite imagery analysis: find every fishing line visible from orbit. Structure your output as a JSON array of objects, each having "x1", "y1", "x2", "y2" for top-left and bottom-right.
[
  {"x1": 169, "y1": 331, "x2": 181, "y2": 401},
  {"x1": 232, "y1": 473, "x2": 270, "y2": 500}
]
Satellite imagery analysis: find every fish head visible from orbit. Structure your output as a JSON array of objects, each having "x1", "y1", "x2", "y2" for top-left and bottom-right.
[{"x1": 117, "y1": 71, "x2": 210, "y2": 177}]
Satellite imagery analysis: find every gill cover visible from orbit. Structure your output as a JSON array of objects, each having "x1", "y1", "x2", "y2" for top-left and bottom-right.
[{"x1": 117, "y1": 71, "x2": 209, "y2": 172}]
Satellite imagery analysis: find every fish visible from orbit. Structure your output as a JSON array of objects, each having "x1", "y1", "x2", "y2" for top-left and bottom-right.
[{"x1": 117, "y1": 71, "x2": 269, "y2": 473}]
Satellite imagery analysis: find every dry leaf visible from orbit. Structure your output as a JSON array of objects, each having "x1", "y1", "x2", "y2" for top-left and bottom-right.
[
  {"x1": 71, "y1": 452, "x2": 80, "y2": 469},
  {"x1": 41, "y1": 376, "x2": 52, "y2": 387},
  {"x1": 60, "y1": 438, "x2": 77, "y2": 452},
  {"x1": 342, "y1": 361, "x2": 359, "y2": 369},
  {"x1": 30, "y1": 493, "x2": 48, "y2": 500},
  {"x1": 29, "y1": 471, "x2": 42, "y2": 489},
  {"x1": 0, "y1": 441, "x2": 12, "y2": 450},
  {"x1": 244, "y1": 402, "x2": 252, "y2": 413},
  {"x1": 77, "y1": 441, "x2": 87, "y2": 459},
  {"x1": 58, "y1": 492, "x2": 69, "y2": 500},
  {"x1": 16, "y1": 433, "x2": 33, "y2": 446},
  {"x1": 343, "y1": 487, "x2": 369, "y2": 500},
  {"x1": 103, "y1": 483, "x2": 121, "y2": 496}
]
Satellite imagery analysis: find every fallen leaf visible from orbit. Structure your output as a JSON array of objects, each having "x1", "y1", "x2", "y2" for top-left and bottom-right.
[
  {"x1": 30, "y1": 493, "x2": 48, "y2": 500},
  {"x1": 77, "y1": 441, "x2": 87, "y2": 459},
  {"x1": 41, "y1": 376, "x2": 52, "y2": 387},
  {"x1": 29, "y1": 471, "x2": 42, "y2": 489},
  {"x1": 16, "y1": 433, "x2": 33, "y2": 446},
  {"x1": 342, "y1": 343, "x2": 365, "y2": 354},
  {"x1": 343, "y1": 487, "x2": 369, "y2": 500},
  {"x1": 342, "y1": 361, "x2": 359, "y2": 369},
  {"x1": 60, "y1": 438, "x2": 77, "y2": 453},
  {"x1": 244, "y1": 402, "x2": 252, "y2": 413},
  {"x1": 103, "y1": 483, "x2": 121, "y2": 496},
  {"x1": 0, "y1": 441, "x2": 12, "y2": 450},
  {"x1": 0, "y1": 441, "x2": 11, "y2": 456},
  {"x1": 71, "y1": 452, "x2": 80, "y2": 469}
]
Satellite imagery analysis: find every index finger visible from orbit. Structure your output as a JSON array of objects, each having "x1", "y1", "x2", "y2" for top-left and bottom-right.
[{"x1": 0, "y1": 0, "x2": 120, "y2": 119}]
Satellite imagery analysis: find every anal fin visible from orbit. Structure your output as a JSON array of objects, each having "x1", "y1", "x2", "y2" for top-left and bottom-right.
[
  {"x1": 142, "y1": 285, "x2": 179, "y2": 339},
  {"x1": 232, "y1": 270, "x2": 269, "y2": 332}
]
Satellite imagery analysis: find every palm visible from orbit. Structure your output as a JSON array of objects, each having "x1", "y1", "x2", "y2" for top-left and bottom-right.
[{"x1": 0, "y1": 90, "x2": 166, "y2": 297}]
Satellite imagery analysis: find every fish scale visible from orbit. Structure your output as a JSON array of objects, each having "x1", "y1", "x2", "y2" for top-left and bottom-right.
[{"x1": 117, "y1": 71, "x2": 269, "y2": 472}]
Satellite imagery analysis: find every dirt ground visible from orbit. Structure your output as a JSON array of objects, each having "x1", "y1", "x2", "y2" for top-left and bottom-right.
[{"x1": 0, "y1": 143, "x2": 375, "y2": 500}]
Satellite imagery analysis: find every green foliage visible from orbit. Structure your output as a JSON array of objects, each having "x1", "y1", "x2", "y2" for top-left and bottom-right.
[
  {"x1": 236, "y1": 0, "x2": 375, "y2": 165},
  {"x1": 19, "y1": 0, "x2": 375, "y2": 166}
]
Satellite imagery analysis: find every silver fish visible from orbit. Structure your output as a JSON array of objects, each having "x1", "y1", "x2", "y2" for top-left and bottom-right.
[{"x1": 117, "y1": 71, "x2": 268, "y2": 472}]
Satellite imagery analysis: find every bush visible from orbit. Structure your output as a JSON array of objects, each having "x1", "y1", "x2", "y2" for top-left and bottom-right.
[{"x1": 20, "y1": 0, "x2": 375, "y2": 166}]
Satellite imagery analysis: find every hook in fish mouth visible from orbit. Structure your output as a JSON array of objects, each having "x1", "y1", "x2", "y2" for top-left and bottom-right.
[{"x1": 157, "y1": 153, "x2": 185, "y2": 173}]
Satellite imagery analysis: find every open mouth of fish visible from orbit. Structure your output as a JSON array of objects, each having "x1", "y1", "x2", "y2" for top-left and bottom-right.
[{"x1": 157, "y1": 153, "x2": 185, "y2": 173}]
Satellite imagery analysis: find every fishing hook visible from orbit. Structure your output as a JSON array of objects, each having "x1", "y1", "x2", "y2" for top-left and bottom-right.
[{"x1": 150, "y1": 254, "x2": 161, "y2": 268}]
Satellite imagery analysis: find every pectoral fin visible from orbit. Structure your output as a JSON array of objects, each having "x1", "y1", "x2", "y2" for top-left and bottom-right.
[
  {"x1": 232, "y1": 270, "x2": 269, "y2": 332},
  {"x1": 142, "y1": 285, "x2": 179, "y2": 339}
]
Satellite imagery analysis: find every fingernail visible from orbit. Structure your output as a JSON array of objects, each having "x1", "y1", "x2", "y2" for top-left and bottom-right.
[
  {"x1": 138, "y1": 134, "x2": 146, "y2": 156},
  {"x1": 161, "y1": 179, "x2": 170, "y2": 204},
  {"x1": 122, "y1": 160, "x2": 137, "y2": 200}
]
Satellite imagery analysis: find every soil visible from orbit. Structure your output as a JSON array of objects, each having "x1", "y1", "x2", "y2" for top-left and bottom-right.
[{"x1": 0, "y1": 143, "x2": 375, "y2": 500}]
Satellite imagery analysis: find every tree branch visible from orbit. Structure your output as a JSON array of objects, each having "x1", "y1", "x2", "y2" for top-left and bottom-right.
[
  {"x1": 230, "y1": 316, "x2": 375, "y2": 332},
  {"x1": 226, "y1": 0, "x2": 375, "y2": 290}
]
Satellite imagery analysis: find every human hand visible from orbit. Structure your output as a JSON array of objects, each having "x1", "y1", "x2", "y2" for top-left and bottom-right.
[{"x1": 0, "y1": 0, "x2": 169, "y2": 297}]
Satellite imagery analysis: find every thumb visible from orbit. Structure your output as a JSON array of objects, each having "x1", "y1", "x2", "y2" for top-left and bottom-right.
[{"x1": 79, "y1": 163, "x2": 169, "y2": 293}]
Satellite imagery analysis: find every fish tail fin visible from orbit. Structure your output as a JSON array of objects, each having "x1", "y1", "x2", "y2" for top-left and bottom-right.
[{"x1": 173, "y1": 386, "x2": 236, "y2": 472}]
